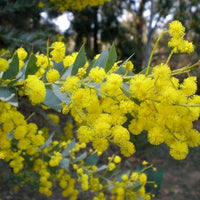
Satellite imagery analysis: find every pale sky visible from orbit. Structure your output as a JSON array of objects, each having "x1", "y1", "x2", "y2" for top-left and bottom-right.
[{"x1": 41, "y1": 12, "x2": 72, "y2": 33}]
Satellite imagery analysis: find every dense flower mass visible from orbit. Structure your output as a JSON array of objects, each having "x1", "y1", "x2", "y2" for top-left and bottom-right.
[
  {"x1": 168, "y1": 20, "x2": 194, "y2": 53},
  {"x1": 0, "y1": 20, "x2": 200, "y2": 199},
  {"x1": 48, "y1": 0, "x2": 109, "y2": 11}
]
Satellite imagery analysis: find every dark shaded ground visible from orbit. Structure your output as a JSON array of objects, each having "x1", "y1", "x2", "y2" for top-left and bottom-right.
[{"x1": 154, "y1": 155, "x2": 200, "y2": 200}]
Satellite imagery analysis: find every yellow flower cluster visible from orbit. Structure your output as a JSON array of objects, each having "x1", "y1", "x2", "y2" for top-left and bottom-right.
[
  {"x1": 24, "y1": 75, "x2": 46, "y2": 105},
  {"x1": 0, "y1": 101, "x2": 45, "y2": 173},
  {"x1": 110, "y1": 172, "x2": 151, "y2": 200},
  {"x1": 50, "y1": 42, "x2": 65, "y2": 63},
  {"x1": 36, "y1": 54, "x2": 49, "y2": 68},
  {"x1": 57, "y1": 21, "x2": 200, "y2": 160},
  {"x1": 1, "y1": 20, "x2": 200, "y2": 199},
  {"x1": 46, "y1": 69, "x2": 60, "y2": 83},
  {"x1": 49, "y1": 0, "x2": 109, "y2": 11},
  {"x1": 0, "y1": 58, "x2": 9, "y2": 72},
  {"x1": 49, "y1": 151, "x2": 62, "y2": 167},
  {"x1": 61, "y1": 73, "x2": 136, "y2": 157},
  {"x1": 124, "y1": 60, "x2": 134, "y2": 71},
  {"x1": 34, "y1": 159, "x2": 53, "y2": 196},
  {"x1": 168, "y1": 20, "x2": 194, "y2": 53},
  {"x1": 57, "y1": 169, "x2": 78, "y2": 199},
  {"x1": 0, "y1": 96, "x2": 154, "y2": 199},
  {"x1": 16, "y1": 47, "x2": 28, "y2": 69},
  {"x1": 63, "y1": 52, "x2": 78, "y2": 67},
  {"x1": 129, "y1": 63, "x2": 200, "y2": 160},
  {"x1": 89, "y1": 67, "x2": 106, "y2": 83}
]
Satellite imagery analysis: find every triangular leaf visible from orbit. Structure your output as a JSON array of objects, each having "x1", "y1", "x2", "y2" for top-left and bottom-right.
[
  {"x1": 42, "y1": 88, "x2": 62, "y2": 111},
  {"x1": 71, "y1": 44, "x2": 86, "y2": 75},
  {"x1": 105, "y1": 44, "x2": 117, "y2": 72},
  {"x1": 72, "y1": 152, "x2": 87, "y2": 163},
  {"x1": 2, "y1": 54, "x2": 19, "y2": 80},
  {"x1": 84, "y1": 59, "x2": 96, "y2": 78},
  {"x1": 60, "y1": 158, "x2": 70, "y2": 169},
  {"x1": 84, "y1": 152, "x2": 98, "y2": 166},
  {"x1": 93, "y1": 49, "x2": 109, "y2": 68},
  {"x1": 93, "y1": 165, "x2": 107, "y2": 173},
  {"x1": 25, "y1": 54, "x2": 38, "y2": 78},
  {"x1": 60, "y1": 66, "x2": 72, "y2": 80}
]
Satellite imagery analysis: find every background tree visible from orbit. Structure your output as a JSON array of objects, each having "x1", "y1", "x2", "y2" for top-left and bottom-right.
[{"x1": 0, "y1": 0, "x2": 57, "y2": 52}]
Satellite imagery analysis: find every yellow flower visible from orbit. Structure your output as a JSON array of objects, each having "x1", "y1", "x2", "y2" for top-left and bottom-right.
[
  {"x1": 168, "y1": 20, "x2": 185, "y2": 38},
  {"x1": 16, "y1": 47, "x2": 28, "y2": 60},
  {"x1": 36, "y1": 54, "x2": 49, "y2": 68},
  {"x1": 24, "y1": 75, "x2": 46, "y2": 105},
  {"x1": 46, "y1": 69, "x2": 60, "y2": 83},
  {"x1": 63, "y1": 52, "x2": 78, "y2": 67},
  {"x1": 49, "y1": 152, "x2": 62, "y2": 167},
  {"x1": 114, "y1": 155, "x2": 121, "y2": 164},
  {"x1": 0, "y1": 58, "x2": 9, "y2": 72},
  {"x1": 89, "y1": 67, "x2": 106, "y2": 83},
  {"x1": 62, "y1": 76, "x2": 80, "y2": 92},
  {"x1": 50, "y1": 42, "x2": 65, "y2": 63},
  {"x1": 169, "y1": 142, "x2": 188, "y2": 160},
  {"x1": 124, "y1": 61, "x2": 134, "y2": 71},
  {"x1": 92, "y1": 138, "x2": 109, "y2": 152}
]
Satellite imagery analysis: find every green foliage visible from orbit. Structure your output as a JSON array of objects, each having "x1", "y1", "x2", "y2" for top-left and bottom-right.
[
  {"x1": 1, "y1": 21, "x2": 200, "y2": 199},
  {"x1": 105, "y1": 44, "x2": 117, "y2": 72},
  {"x1": 84, "y1": 152, "x2": 99, "y2": 166},
  {"x1": 43, "y1": 88, "x2": 62, "y2": 111},
  {"x1": 2, "y1": 54, "x2": 19, "y2": 80},
  {"x1": 0, "y1": 87, "x2": 18, "y2": 106},
  {"x1": 71, "y1": 44, "x2": 86, "y2": 75},
  {"x1": 25, "y1": 54, "x2": 38, "y2": 78}
]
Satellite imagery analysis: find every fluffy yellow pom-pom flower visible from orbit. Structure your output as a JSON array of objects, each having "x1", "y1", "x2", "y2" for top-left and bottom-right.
[
  {"x1": 46, "y1": 69, "x2": 60, "y2": 83},
  {"x1": 0, "y1": 58, "x2": 9, "y2": 72},
  {"x1": 25, "y1": 75, "x2": 46, "y2": 105}
]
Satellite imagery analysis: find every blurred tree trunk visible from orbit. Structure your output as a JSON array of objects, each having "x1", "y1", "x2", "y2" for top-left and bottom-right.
[
  {"x1": 134, "y1": 0, "x2": 147, "y2": 71},
  {"x1": 93, "y1": 7, "x2": 99, "y2": 55},
  {"x1": 145, "y1": 0, "x2": 154, "y2": 68}
]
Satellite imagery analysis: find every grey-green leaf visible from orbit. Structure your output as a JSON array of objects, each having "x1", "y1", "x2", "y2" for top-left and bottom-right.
[
  {"x1": 2, "y1": 54, "x2": 19, "y2": 80},
  {"x1": 105, "y1": 44, "x2": 117, "y2": 72},
  {"x1": 71, "y1": 44, "x2": 86, "y2": 75},
  {"x1": 43, "y1": 88, "x2": 62, "y2": 111},
  {"x1": 84, "y1": 152, "x2": 98, "y2": 166},
  {"x1": 93, "y1": 49, "x2": 109, "y2": 68},
  {"x1": 93, "y1": 165, "x2": 107, "y2": 173},
  {"x1": 0, "y1": 87, "x2": 18, "y2": 107},
  {"x1": 60, "y1": 158, "x2": 70, "y2": 169},
  {"x1": 72, "y1": 152, "x2": 87, "y2": 163},
  {"x1": 25, "y1": 54, "x2": 38, "y2": 78}
]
